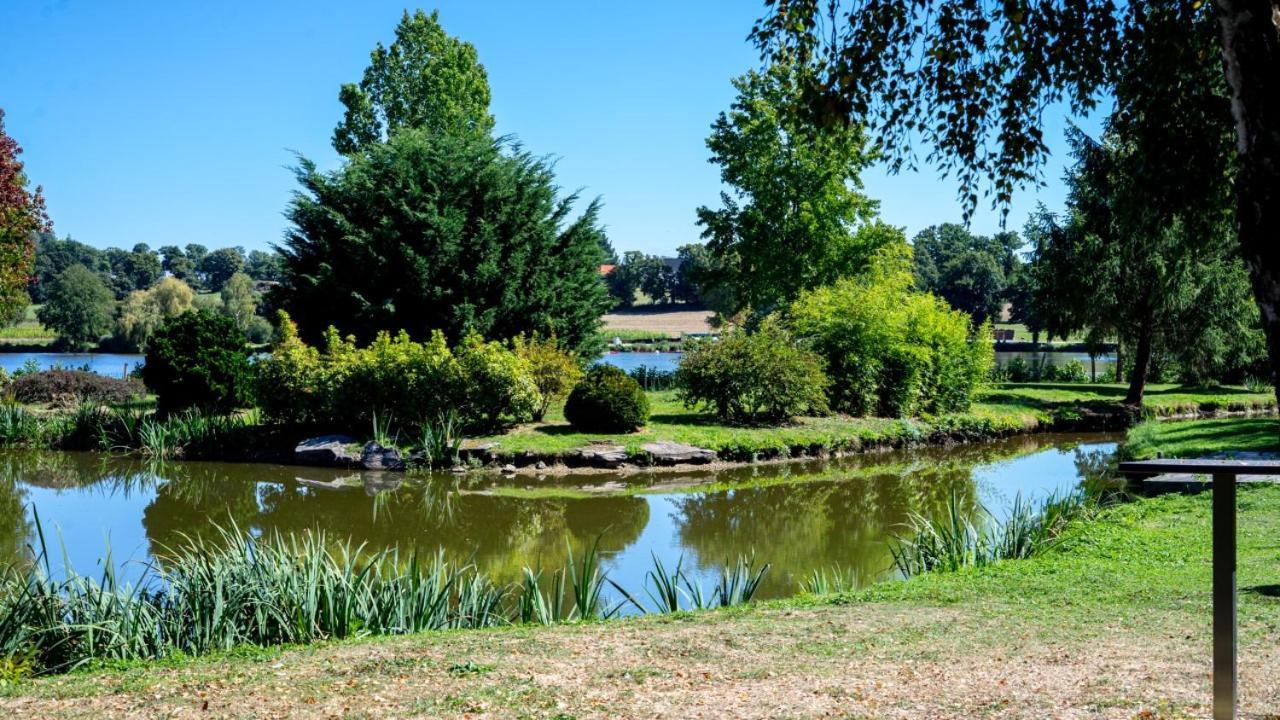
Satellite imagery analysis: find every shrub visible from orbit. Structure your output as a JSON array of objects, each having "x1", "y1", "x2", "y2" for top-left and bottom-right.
[
  {"x1": 142, "y1": 310, "x2": 252, "y2": 414},
  {"x1": 563, "y1": 365, "x2": 649, "y2": 433},
  {"x1": 10, "y1": 370, "x2": 143, "y2": 407},
  {"x1": 456, "y1": 333, "x2": 540, "y2": 428},
  {"x1": 787, "y1": 242, "x2": 991, "y2": 417},
  {"x1": 254, "y1": 313, "x2": 538, "y2": 433},
  {"x1": 676, "y1": 321, "x2": 828, "y2": 424},
  {"x1": 514, "y1": 335, "x2": 583, "y2": 421}
]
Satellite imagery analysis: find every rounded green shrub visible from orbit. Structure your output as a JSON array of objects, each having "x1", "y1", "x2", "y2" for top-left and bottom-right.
[
  {"x1": 563, "y1": 365, "x2": 649, "y2": 433},
  {"x1": 676, "y1": 321, "x2": 828, "y2": 424},
  {"x1": 142, "y1": 310, "x2": 251, "y2": 414}
]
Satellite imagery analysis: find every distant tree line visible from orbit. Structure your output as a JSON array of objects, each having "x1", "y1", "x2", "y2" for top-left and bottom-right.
[
  {"x1": 27, "y1": 234, "x2": 282, "y2": 350},
  {"x1": 604, "y1": 243, "x2": 732, "y2": 313}
]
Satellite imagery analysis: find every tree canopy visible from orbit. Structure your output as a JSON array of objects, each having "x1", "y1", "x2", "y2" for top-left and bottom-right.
[
  {"x1": 751, "y1": 0, "x2": 1280, "y2": 392},
  {"x1": 0, "y1": 108, "x2": 51, "y2": 322},
  {"x1": 276, "y1": 128, "x2": 612, "y2": 356},
  {"x1": 696, "y1": 61, "x2": 896, "y2": 315},
  {"x1": 332, "y1": 9, "x2": 494, "y2": 154},
  {"x1": 911, "y1": 224, "x2": 1020, "y2": 325},
  {"x1": 37, "y1": 264, "x2": 114, "y2": 349}
]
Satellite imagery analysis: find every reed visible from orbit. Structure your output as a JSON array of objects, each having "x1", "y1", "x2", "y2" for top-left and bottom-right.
[
  {"x1": 0, "y1": 519, "x2": 772, "y2": 678},
  {"x1": 417, "y1": 410, "x2": 463, "y2": 468},
  {"x1": 890, "y1": 487, "x2": 1097, "y2": 579}
]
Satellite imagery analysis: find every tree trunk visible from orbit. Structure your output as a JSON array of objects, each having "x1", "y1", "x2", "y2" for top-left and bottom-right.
[
  {"x1": 1125, "y1": 318, "x2": 1154, "y2": 405},
  {"x1": 1114, "y1": 342, "x2": 1124, "y2": 384},
  {"x1": 1031, "y1": 329, "x2": 1040, "y2": 346},
  {"x1": 1217, "y1": 0, "x2": 1280, "y2": 405}
]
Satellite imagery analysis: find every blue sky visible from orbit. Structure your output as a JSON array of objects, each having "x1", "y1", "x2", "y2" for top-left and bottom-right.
[{"x1": 1, "y1": 1, "x2": 1102, "y2": 256}]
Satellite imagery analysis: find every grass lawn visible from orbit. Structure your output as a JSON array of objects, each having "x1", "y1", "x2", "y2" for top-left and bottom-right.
[
  {"x1": 1122, "y1": 416, "x2": 1280, "y2": 460},
  {"x1": 475, "y1": 382, "x2": 1277, "y2": 460},
  {"x1": 7, "y1": 483, "x2": 1278, "y2": 717}
]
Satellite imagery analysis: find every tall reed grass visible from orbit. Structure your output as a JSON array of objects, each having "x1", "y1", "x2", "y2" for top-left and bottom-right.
[
  {"x1": 889, "y1": 485, "x2": 1100, "y2": 578},
  {"x1": 0, "y1": 404, "x2": 261, "y2": 459},
  {"x1": 0, "y1": 517, "x2": 770, "y2": 678}
]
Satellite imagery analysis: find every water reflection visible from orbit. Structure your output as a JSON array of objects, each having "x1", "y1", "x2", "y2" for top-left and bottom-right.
[{"x1": 0, "y1": 433, "x2": 1119, "y2": 598}]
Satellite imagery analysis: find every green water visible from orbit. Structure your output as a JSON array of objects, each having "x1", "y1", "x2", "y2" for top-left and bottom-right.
[{"x1": 0, "y1": 432, "x2": 1119, "y2": 599}]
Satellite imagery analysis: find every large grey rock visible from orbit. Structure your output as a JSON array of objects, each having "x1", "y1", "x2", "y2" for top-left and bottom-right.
[
  {"x1": 577, "y1": 443, "x2": 628, "y2": 468},
  {"x1": 360, "y1": 442, "x2": 405, "y2": 471},
  {"x1": 295, "y1": 435, "x2": 359, "y2": 467},
  {"x1": 641, "y1": 441, "x2": 716, "y2": 466}
]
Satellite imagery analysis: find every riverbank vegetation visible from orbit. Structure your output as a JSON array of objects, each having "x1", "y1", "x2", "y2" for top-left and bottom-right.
[
  {"x1": 0, "y1": 522, "x2": 767, "y2": 678},
  {"x1": 7, "y1": 471, "x2": 1279, "y2": 716}
]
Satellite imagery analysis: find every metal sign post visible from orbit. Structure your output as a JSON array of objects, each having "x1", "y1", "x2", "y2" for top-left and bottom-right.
[{"x1": 1118, "y1": 458, "x2": 1280, "y2": 720}]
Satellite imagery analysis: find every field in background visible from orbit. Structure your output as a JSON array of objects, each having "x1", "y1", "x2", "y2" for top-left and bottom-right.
[
  {"x1": 602, "y1": 305, "x2": 714, "y2": 336},
  {"x1": 0, "y1": 305, "x2": 55, "y2": 345}
]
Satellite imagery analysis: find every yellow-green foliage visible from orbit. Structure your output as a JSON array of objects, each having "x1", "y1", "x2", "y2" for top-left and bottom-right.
[
  {"x1": 788, "y1": 242, "x2": 991, "y2": 417},
  {"x1": 115, "y1": 277, "x2": 196, "y2": 351},
  {"x1": 513, "y1": 335, "x2": 583, "y2": 421},
  {"x1": 256, "y1": 312, "x2": 539, "y2": 432}
]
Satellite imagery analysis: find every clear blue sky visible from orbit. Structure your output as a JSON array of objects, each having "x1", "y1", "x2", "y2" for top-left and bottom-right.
[{"x1": 1, "y1": 1, "x2": 1102, "y2": 256}]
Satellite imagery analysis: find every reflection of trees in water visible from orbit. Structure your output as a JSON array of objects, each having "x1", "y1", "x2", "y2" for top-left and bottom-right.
[
  {"x1": 671, "y1": 462, "x2": 979, "y2": 593},
  {"x1": 137, "y1": 470, "x2": 649, "y2": 585}
]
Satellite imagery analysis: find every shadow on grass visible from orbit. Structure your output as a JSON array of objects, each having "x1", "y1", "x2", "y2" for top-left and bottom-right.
[
  {"x1": 1243, "y1": 584, "x2": 1280, "y2": 598},
  {"x1": 1155, "y1": 418, "x2": 1280, "y2": 453}
]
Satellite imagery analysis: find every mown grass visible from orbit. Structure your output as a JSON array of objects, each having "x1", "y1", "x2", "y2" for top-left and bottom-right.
[
  {"x1": 475, "y1": 383, "x2": 1277, "y2": 460},
  {"x1": 850, "y1": 486, "x2": 1280, "y2": 644},
  {"x1": 1122, "y1": 416, "x2": 1280, "y2": 460}
]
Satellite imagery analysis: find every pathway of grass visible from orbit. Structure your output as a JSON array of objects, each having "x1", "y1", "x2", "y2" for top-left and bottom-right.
[{"x1": 5, "y1": 482, "x2": 1279, "y2": 718}]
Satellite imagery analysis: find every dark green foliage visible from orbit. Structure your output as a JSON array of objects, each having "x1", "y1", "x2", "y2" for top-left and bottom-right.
[
  {"x1": 10, "y1": 370, "x2": 143, "y2": 406},
  {"x1": 606, "y1": 252, "x2": 674, "y2": 307},
  {"x1": 28, "y1": 234, "x2": 99, "y2": 304},
  {"x1": 142, "y1": 310, "x2": 251, "y2": 414},
  {"x1": 36, "y1": 264, "x2": 114, "y2": 349},
  {"x1": 1023, "y1": 8, "x2": 1256, "y2": 401},
  {"x1": 912, "y1": 224, "x2": 1021, "y2": 325},
  {"x1": 563, "y1": 365, "x2": 650, "y2": 433},
  {"x1": 276, "y1": 128, "x2": 612, "y2": 358},
  {"x1": 676, "y1": 322, "x2": 828, "y2": 424},
  {"x1": 244, "y1": 249, "x2": 282, "y2": 282},
  {"x1": 102, "y1": 246, "x2": 162, "y2": 299},
  {"x1": 197, "y1": 247, "x2": 246, "y2": 292}
]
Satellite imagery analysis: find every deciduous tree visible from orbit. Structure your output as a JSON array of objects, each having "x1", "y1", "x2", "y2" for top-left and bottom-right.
[
  {"x1": 751, "y1": 0, "x2": 1280, "y2": 397},
  {"x1": 696, "y1": 61, "x2": 893, "y2": 315},
  {"x1": 0, "y1": 108, "x2": 51, "y2": 322},
  {"x1": 37, "y1": 264, "x2": 114, "y2": 349},
  {"x1": 332, "y1": 10, "x2": 493, "y2": 154}
]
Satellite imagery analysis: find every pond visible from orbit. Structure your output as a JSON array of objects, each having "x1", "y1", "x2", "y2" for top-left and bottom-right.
[
  {"x1": 598, "y1": 350, "x2": 1116, "y2": 377},
  {"x1": 0, "y1": 433, "x2": 1118, "y2": 605},
  {"x1": 994, "y1": 350, "x2": 1118, "y2": 380},
  {"x1": 596, "y1": 350, "x2": 681, "y2": 373},
  {"x1": 0, "y1": 352, "x2": 143, "y2": 378}
]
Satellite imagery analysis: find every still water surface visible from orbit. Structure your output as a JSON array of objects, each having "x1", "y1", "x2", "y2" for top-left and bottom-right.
[
  {"x1": 1, "y1": 433, "x2": 1117, "y2": 601},
  {"x1": 0, "y1": 353, "x2": 143, "y2": 377}
]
